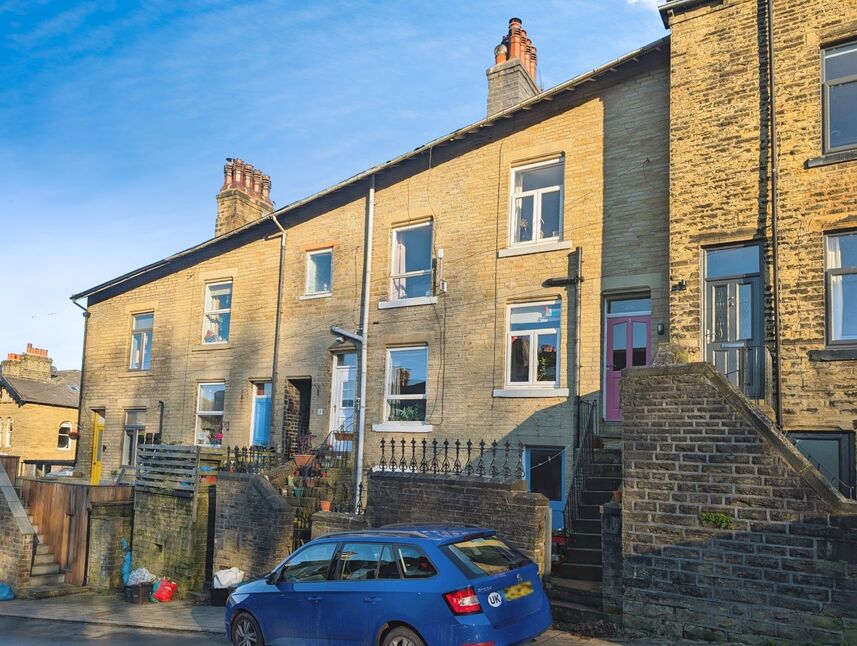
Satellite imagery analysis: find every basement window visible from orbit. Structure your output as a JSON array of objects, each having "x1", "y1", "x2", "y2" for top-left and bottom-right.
[
  {"x1": 510, "y1": 159, "x2": 564, "y2": 246},
  {"x1": 202, "y1": 281, "x2": 232, "y2": 344},
  {"x1": 825, "y1": 232, "x2": 857, "y2": 345},
  {"x1": 823, "y1": 41, "x2": 857, "y2": 153},
  {"x1": 790, "y1": 432, "x2": 856, "y2": 499}
]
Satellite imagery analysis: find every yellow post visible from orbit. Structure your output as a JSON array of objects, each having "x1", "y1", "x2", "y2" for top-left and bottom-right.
[{"x1": 90, "y1": 411, "x2": 105, "y2": 485}]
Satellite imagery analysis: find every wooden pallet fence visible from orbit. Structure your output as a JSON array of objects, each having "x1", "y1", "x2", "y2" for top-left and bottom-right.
[{"x1": 135, "y1": 445, "x2": 222, "y2": 497}]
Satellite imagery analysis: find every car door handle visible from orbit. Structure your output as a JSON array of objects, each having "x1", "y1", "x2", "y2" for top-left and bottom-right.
[
  {"x1": 363, "y1": 596, "x2": 381, "y2": 604},
  {"x1": 307, "y1": 596, "x2": 323, "y2": 603}
]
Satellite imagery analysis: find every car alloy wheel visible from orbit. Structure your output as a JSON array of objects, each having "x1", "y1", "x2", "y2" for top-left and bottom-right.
[
  {"x1": 383, "y1": 626, "x2": 425, "y2": 646},
  {"x1": 233, "y1": 614, "x2": 260, "y2": 646},
  {"x1": 388, "y1": 638, "x2": 417, "y2": 646}
]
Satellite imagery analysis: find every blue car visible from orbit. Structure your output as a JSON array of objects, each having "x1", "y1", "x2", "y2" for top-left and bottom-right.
[{"x1": 225, "y1": 524, "x2": 552, "y2": 646}]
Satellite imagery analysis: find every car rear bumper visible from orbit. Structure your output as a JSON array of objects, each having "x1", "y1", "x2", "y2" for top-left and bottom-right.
[{"x1": 430, "y1": 600, "x2": 552, "y2": 646}]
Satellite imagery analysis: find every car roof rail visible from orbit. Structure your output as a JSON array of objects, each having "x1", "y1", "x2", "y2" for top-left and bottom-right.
[{"x1": 318, "y1": 529, "x2": 428, "y2": 539}]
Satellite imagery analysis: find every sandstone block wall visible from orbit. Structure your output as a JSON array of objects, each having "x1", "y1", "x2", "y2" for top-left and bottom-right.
[
  {"x1": 621, "y1": 362, "x2": 857, "y2": 644},
  {"x1": 87, "y1": 500, "x2": 133, "y2": 590},
  {"x1": 213, "y1": 473, "x2": 294, "y2": 579},
  {"x1": 0, "y1": 400, "x2": 78, "y2": 467},
  {"x1": 0, "y1": 463, "x2": 33, "y2": 591}
]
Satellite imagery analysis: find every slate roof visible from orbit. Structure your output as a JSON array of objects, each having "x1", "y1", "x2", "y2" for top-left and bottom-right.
[{"x1": 0, "y1": 370, "x2": 81, "y2": 408}]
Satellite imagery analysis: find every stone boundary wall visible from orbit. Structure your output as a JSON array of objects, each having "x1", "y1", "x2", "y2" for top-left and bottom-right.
[
  {"x1": 87, "y1": 500, "x2": 133, "y2": 591},
  {"x1": 311, "y1": 511, "x2": 368, "y2": 539},
  {"x1": 367, "y1": 471, "x2": 550, "y2": 572},
  {"x1": 621, "y1": 363, "x2": 857, "y2": 644},
  {"x1": 132, "y1": 486, "x2": 213, "y2": 597},
  {"x1": 213, "y1": 473, "x2": 294, "y2": 579},
  {"x1": 0, "y1": 463, "x2": 33, "y2": 591}
]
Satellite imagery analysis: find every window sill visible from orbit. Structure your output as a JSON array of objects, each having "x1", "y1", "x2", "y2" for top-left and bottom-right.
[
  {"x1": 492, "y1": 388, "x2": 570, "y2": 398},
  {"x1": 378, "y1": 296, "x2": 438, "y2": 309},
  {"x1": 497, "y1": 240, "x2": 572, "y2": 258},
  {"x1": 371, "y1": 422, "x2": 434, "y2": 433},
  {"x1": 119, "y1": 371, "x2": 151, "y2": 378},
  {"x1": 808, "y1": 347, "x2": 857, "y2": 362},
  {"x1": 805, "y1": 149, "x2": 857, "y2": 169},
  {"x1": 299, "y1": 293, "x2": 332, "y2": 301},
  {"x1": 193, "y1": 343, "x2": 233, "y2": 352}
]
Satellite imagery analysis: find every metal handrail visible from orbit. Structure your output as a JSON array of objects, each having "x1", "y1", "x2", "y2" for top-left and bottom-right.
[
  {"x1": 564, "y1": 399, "x2": 598, "y2": 533},
  {"x1": 786, "y1": 437, "x2": 856, "y2": 500}
]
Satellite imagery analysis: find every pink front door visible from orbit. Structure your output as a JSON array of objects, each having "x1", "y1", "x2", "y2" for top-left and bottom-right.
[{"x1": 605, "y1": 316, "x2": 651, "y2": 421}]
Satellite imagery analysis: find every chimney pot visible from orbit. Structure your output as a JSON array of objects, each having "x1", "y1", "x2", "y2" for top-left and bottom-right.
[
  {"x1": 486, "y1": 18, "x2": 540, "y2": 115},
  {"x1": 215, "y1": 158, "x2": 274, "y2": 237}
]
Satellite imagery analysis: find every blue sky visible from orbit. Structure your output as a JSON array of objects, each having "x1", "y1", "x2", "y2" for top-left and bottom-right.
[{"x1": 0, "y1": 0, "x2": 665, "y2": 369}]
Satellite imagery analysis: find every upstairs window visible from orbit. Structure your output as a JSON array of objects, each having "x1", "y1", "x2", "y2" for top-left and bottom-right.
[
  {"x1": 57, "y1": 422, "x2": 72, "y2": 450},
  {"x1": 129, "y1": 312, "x2": 153, "y2": 370},
  {"x1": 306, "y1": 249, "x2": 333, "y2": 296},
  {"x1": 823, "y1": 41, "x2": 857, "y2": 152},
  {"x1": 196, "y1": 383, "x2": 225, "y2": 446},
  {"x1": 507, "y1": 301, "x2": 561, "y2": 387},
  {"x1": 391, "y1": 222, "x2": 433, "y2": 301},
  {"x1": 203, "y1": 281, "x2": 232, "y2": 344},
  {"x1": 385, "y1": 347, "x2": 428, "y2": 423},
  {"x1": 511, "y1": 159, "x2": 564, "y2": 246},
  {"x1": 826, "y1": 232, "x2": 857, "y2": 344}
]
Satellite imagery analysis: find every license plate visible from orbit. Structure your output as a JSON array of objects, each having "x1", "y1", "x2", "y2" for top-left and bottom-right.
[{"x1": 504, "y1": 581, "x2": 534, "y2": 601}]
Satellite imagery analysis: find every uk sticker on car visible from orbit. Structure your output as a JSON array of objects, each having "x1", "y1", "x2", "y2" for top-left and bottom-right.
[{"x1": 487, "y1": 591, "x2": 503, "y2": 607}]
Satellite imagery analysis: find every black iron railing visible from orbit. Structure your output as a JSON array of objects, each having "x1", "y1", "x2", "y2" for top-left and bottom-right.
[
  {"x1": 564, "y1": 399, "x2": 598, "y2": 533},
  {"x1": 220, "y1": 429, "x2": 353, "y2": 475},
  {"x1": 377, "y1": 437, "x2": 524, "y2": 481}
]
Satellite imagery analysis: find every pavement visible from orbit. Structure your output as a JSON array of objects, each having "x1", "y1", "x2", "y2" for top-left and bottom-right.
[{"x1": 0, "y1": 592, "x2": 683, "y2": 645}]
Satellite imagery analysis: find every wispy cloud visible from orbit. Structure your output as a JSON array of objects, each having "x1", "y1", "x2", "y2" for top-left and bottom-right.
[{"x1": 627, "y1": 0, "x2": 661, "y2": 10}]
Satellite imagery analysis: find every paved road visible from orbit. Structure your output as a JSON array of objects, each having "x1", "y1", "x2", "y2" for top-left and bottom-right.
[{"x1": 0, "y1": 616, "x2": 230, "y2": 645}]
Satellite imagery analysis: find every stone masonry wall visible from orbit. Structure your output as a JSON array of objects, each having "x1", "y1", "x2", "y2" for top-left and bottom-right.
[
  {"x1": 213, "y1": 473, "x2": 294, "y2": 579},
  {"x1": 87, "y1": 500, "x2": 133, "y2": 591},
  {"x1": 132, "y1": 486, "x2": 213, "y2": 597},
  {"x1": 621, "y1": 362, "x2": 857, "y2": 644},
  {"x1": 0, "y1": 400, "x2": 78, "y2": 467},
  {"x1": 0, "y1": 463, "x2": 33, "y2": 592},
  {"x1": 367, "y1": 471, "x2": 550, "y2": 572}
]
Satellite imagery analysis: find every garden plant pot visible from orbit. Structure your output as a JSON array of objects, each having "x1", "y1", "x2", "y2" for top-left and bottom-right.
[
  {"x1": 293, "y1": 487, "x2": 305, "y2": 498},
  {"x1": 305, "y1": 477, "x2": 317, "y2": 488},
  {"x1": 294, "y1": 454, "x2": 314, "y2": 468}
]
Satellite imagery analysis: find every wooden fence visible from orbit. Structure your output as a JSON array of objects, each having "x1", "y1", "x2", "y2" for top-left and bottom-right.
[
  {"x1": 135, "y1": 445, "x2": 222, "y2": 497},
  {"x1": 0, "y1": 455, "x2": 20, "y2": 479},
  {"x1": 18, "y1": 478, "x2": 132, "y2": 586}
]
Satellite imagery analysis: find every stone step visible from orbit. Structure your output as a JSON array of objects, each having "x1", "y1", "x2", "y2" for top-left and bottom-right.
[
  {"x1": 34, "y1": 544, "x2": 52, "y2": 556},
  {"x1": 548, "y1": 577, "x2": 603, "y2": 609},
  {"x1": 567, "y1": 531, "x2": 601, "y2": 550},
  {"x1": 20, "y1": 583, "x2": 87, "y2": 600},
  {"x1": 549, "y1": 599, "x2": 610, "y2": 627},
  {"x1": 27, "y1": 573, "x2": 65, "y2": 587},
  {"x1": 554, "y1": 562, "x2": 602, "y2": 581},
  {"x1": 564, "y1": 547, "x2": 602, "y2": 565},
  {"x1": 579, "y1": 504, "x2": 601, "y2": 520},
  {"x1": 33, "y1": 553, "x2": 56, "y2": 567},
  {"x1": 592, "y1": 449, "x2": 621, "y2": 465},
  {"x1": 569, "y1": 519, "x2": 601, "y2": 534},
  {"x1": 590, "y1": 463, "x2": 621, "y2": 478},
  {"x1": 31, "y1": 563, "x2": 60, "y2": 576},
  {"x1": 585, "y1": 476, "x2": 621, "y2": 492},
  {"x1": 583, "y1": 490, "x2": 614, "y2": 506}
]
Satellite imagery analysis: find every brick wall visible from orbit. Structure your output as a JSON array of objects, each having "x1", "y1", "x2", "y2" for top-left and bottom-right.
[
  {"x1": 0, "y1": 400, "x2": 78, "y2": 466},
  {"x1": 366, "y1": 471, "x2": 550, "y2": 572},
  {"x1": 621, "y1": 361, "x2": 857, "y2": 643},
  {"x1": 0, "y1": 463, "x2": 33, "y2": 591},
  {"x1": 87, "y1": 500, "x2": 133, "y2": 590},
  {"x1": 213, "y1": 473, "x2": 294, "y2": 579},
  {"x1": 131, "y1": 486, "x2": 213, "y2": 596}
]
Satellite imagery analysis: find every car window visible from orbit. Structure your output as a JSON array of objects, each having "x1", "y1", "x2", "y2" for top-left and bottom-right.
[
  {"x1": 396, "y1": 544, "x2": 437, "y2": 578},
  {"x1": 377, "y1": 544, "x2": 400, "y2": 580},
  {"x1": 279, "y1": 542, "x2": 336, "y2": 583},
  {"x1": 336, "y1": 542, "x2": 384, "y2": 581},
  {"x1": 446, "y1": 536, "x2": 530, "y2": 577}
]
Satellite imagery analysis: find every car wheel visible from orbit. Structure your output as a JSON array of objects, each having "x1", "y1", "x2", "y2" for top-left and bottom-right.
[
  {"x1": 232, "y1": 612, "x2": 264, "y2": 646},
  {"x1": 382, "y1": 625, "x2": 425, "y2": 646}
]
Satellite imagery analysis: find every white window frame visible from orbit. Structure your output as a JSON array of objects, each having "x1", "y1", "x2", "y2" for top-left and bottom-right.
[
  {"x1": 383, "y1": 346, "x2": 429, "y2": 424},
  {"x1": 825, "y1": 231, "x2": 857, "y2": 345},
  {"x1": 195, "y1": 382, "x2": 226, "y2": 446},
  {"x1": 202, "y1": 281, "x2": 233, "y2": 344},
  {"x1": 304, "y1": 248, "x2": 333, "y2": 297},
  {"x1": 57, "y1": 422, "x2": 73, "y2": 451},
  {"x1": 5, "y1": 418, "x2": 11, "y2": 448},
  {"x1": 129, "y1": 312, "x2": 154, "y2": 370},
  {"x1": 505, "y1": 300, "x2": 562, "y2": 389},
  {"x1": 823, "y1": 41, "x2": 857, "y2": 154},
  {"x1": 122, "y1": 410, "x2": 146, "y2": 466},
  {"x1": 389, "y1": 221, "x2": 434, "y2": 302},
  {"x1": 509, "y1": 158, "x2": 565, "y2": 248}
]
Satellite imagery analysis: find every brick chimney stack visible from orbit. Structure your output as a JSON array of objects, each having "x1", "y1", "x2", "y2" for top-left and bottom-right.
[
  {"x1": 486, "y1": 18, "x2": 540, "y2": 116},
  {"x1": 1, "y1": 344, "x2": 54, "y2": 382},
  {"x1": 215, "y1": 158, "x2": 274, "y2": 237}
]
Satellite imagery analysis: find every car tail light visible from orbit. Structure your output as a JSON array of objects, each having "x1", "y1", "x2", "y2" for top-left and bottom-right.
[{"x1": 443, "y1": 586, "x2": 482, "y2": 615}]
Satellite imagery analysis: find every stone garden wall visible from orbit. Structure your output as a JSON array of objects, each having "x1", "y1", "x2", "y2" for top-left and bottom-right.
[
  {"x1": 0, "y1": 464, "x2": 33, "y2": 591},
  {"x1": 87, "y1": 500, "x2": 133, "y2": 591},
  {"x1": 621, "y1": 362, "x2": 857, "y2": 644}
]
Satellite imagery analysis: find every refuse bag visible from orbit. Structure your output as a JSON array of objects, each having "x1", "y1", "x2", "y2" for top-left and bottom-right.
[
  {"x1": 127, "y1": 567, "x2": 157, "y2": 586},
  {"x1": 213, "y1": 567, "x2": 245, "y2": 589},
  {"x1": 0, "y1": 584, "x2": 14, "y2": 601},
  {"x1": 120, "y1": 539, "x2": 132, "y2": 586},
  {"x1": 152, "y1": 578, "x2": 177, "y2": 602}
]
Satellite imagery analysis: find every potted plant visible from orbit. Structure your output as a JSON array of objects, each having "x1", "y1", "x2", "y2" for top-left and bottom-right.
[
  {"x1": 293, "y1": 434, "x2": 315, "y2": 468},
  {"x1": 292, "y1": 486, "x2": 305, "y2": 498},
  {"x1": 305, "y1": 476, "x2": 317, "y2": 488}
]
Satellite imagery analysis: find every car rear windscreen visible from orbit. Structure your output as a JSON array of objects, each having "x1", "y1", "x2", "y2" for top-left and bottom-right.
[{"x1": 445, "y1": 536, "x2": 531, "y2": 577}]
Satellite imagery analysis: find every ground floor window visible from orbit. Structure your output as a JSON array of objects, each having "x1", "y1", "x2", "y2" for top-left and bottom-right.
[
  {"x1": 507, "y1": 301, "x2": 561, "y2": 387},
  {"x1": 384, "y1": 347, "x2": 428, "y2": 423},
  {"x1": 123, "y1": 409, "x2": 160, "y2": 465},
  {"x1": 196, "y1": 383, "x2": 226, "y2": 446},
  {"x1": 790, "y1": 431, "x2": 856, "y2": 499}
]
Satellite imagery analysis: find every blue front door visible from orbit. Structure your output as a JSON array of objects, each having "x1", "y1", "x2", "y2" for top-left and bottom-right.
[
  {"x1": 525, "y1": 446, "x2": 566, "y2": 531},
  {"x1": 251, "y1": 382, "x2": 272, "y2": 446}
]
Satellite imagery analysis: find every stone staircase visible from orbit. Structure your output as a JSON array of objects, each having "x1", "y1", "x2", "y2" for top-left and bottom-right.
[
  {"x1": 21, "y1": 508, "x2": 86, "y2": 598},
  {"x1": 548, "y1": 446, "x2": 621, "y2": 625}
]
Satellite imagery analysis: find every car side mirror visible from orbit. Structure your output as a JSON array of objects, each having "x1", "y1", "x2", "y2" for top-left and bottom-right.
[{"x1": 265, "y1": 568, "x2": 279, "y2": 585}]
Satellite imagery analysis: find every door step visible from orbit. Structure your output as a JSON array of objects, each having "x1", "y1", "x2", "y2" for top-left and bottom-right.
[
  {"x1": 548, "y1": 577, "x2": 602, "y2": 609},
  {"x1": 550, "y1": 599, "x2": 610, "y2": 627}
]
